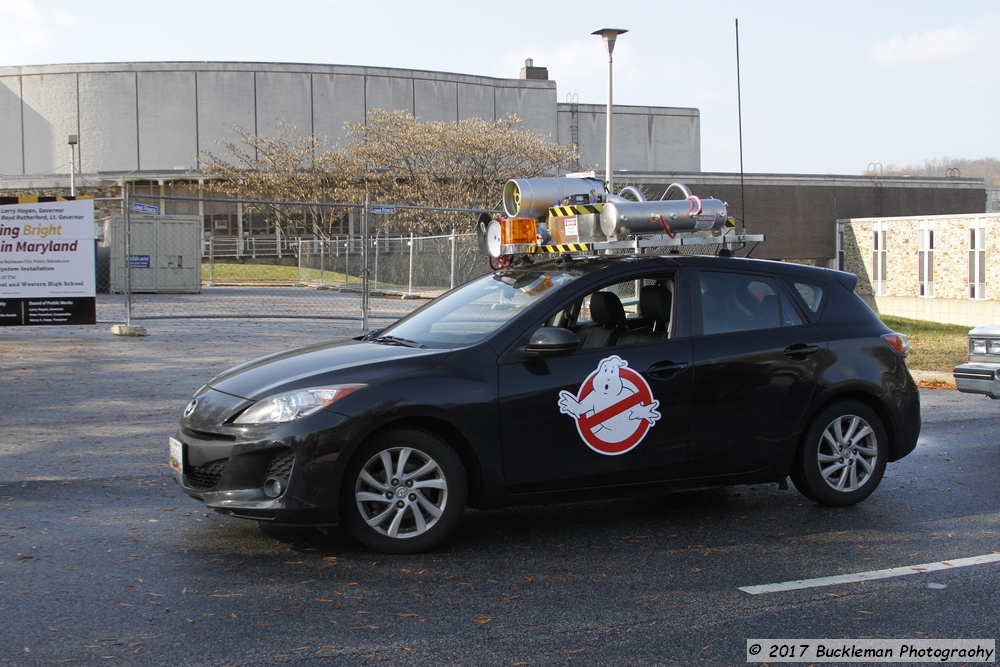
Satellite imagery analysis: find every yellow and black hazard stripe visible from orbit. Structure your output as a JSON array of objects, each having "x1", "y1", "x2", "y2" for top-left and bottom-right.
[
  {"x1": 528, "y1": 243, "x2": 594, "y2": 254},
  {"x1": 0, "y1": 195, "x2": 93, "y2": 205},
  {"x1": 548, "y1": 204, "x2": 603, "y2": 218}
]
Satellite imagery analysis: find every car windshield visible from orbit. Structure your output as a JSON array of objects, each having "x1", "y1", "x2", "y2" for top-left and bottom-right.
[{"x1": 375, "y1": 269, "x2": 578, "y2": 348}]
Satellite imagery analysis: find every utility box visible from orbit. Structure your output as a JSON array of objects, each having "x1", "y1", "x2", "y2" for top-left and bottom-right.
[{"x1": 103, "y1": 214, "x2": 201, "y2": 293}]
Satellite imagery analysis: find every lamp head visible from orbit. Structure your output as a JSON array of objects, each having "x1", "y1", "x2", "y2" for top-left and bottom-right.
[{"x1": 591, "y1": 28, "x2": 628, "y2": 54}]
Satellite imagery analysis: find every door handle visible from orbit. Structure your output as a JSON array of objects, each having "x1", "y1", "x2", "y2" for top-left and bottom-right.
[
  {"x1": 647, "y1": 361, "x2": 689, "y2": 380},
  {"x1": 783, "y1": 344, "x2": 820, "y2": 360}
]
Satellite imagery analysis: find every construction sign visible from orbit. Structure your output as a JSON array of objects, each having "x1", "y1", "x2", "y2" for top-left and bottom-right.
[{"x1": 0, "y1": 197, "x2": 96, "y2": 326}]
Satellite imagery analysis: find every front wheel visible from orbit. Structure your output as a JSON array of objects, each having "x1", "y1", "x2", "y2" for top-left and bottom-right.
[
  {"x1": 791, "y1": 400, "x2": 887, "y2": 506},
  {"x1": 342, "y1": 428, "x2": 467, "y2": 554}
]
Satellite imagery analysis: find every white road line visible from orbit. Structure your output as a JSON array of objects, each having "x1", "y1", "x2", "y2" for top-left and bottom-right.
[{"x1": 739, "y1": 553, "x2": 1000, "y2": 595}]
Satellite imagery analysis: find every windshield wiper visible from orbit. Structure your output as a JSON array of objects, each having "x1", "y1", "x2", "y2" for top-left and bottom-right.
[{"x1": 372, "y1": 335, "x2": 427, "y2": 349}]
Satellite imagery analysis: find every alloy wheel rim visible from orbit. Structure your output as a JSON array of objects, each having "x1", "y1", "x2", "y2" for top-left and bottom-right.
[
  {"x1": 355, "y1": 447, "x2": 448, "y2": 539},
  {"x1": 817, "y1": 414, "x2": 878, "y2": 492}
]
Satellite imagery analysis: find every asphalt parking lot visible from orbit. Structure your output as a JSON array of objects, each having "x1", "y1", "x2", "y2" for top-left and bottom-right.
[{"x1": 2, "y1": 320, "x2": 999, "y2": 666}]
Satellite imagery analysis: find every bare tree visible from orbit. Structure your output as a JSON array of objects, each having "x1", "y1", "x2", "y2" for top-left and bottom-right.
[
  {"x1": 200, "y1": 121, "x2": 349, "y2": 238},
  {"x1": 200, "y1": 112, "x2": 580, "y2": 237},
  {"x1": 338, "y1": 110, "x2": 579, "y2": 233}
]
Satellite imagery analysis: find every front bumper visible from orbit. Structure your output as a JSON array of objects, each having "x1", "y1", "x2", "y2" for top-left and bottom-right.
[
  {"x1": 172, "y1": 430, "x2": 314, "y2": 522},
  {"x1": 953, "y1": 363, "x2": 1000, "y2": 398},
  {"x1": 171, "y1": 389, "x2": 367, "y2": 525}
]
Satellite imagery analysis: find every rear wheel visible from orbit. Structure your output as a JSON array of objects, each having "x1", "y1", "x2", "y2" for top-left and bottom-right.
[
  {"x1": 342, "y1": 428, "x2": 467, "y2": 554},
  {"x1": 791, "y1": 401, "x2": 887, "y2": 506}
]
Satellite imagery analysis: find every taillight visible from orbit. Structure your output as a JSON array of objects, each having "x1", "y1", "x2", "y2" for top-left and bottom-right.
[{"x1": 882, "y1": 332, "x2": 909, "y2": 357}]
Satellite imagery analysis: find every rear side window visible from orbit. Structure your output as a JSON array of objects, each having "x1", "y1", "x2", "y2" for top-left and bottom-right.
[
  {"x1": 789, "y1": 280, "x2": 826, "y2": 321},
  {"x1": 700, "y1": 272, "x2": 781, "y2": 335}
]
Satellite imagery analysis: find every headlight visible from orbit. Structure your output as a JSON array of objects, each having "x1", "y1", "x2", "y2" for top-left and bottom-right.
[
  {"x1": 988, "y1": 340, "x2": 1000, "y2": 355},
  {"x1": 971, "y1": 339, "x2": 988, "y2": 355},
  {"x1": 233, "y1": 384, "x2": 365, "y2": 424}
]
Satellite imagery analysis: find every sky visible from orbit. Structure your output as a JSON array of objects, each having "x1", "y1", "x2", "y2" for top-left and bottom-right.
[{"x1": 1, "y1": 0, "x2": 997, "y2": 176}]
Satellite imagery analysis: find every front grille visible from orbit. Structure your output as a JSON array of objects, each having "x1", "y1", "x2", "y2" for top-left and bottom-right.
[
  {"x1": 186, "y1": 459, "x2": 228, "y2": 489},
  {"x1": 263, "y1": 450, "x2": 294, "y2": 482}
]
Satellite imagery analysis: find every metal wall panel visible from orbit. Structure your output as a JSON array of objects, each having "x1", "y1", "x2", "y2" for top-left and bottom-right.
[
  {"x1": 413, "y1": 78, "x2": 457, "y2": 123},
  {"x1": 365, "y1": 75, "x2": 414, "y2": 117},
  {"x1": 653, "y1": 114, "x2": 700, "y2": 172},
  {"x1": 79, "y1": 71, "x2": 139, "y2": 173},
  {"x1": 613, "y1": 111, "x2": 700, "y2": 172},
  {"x1": 0, "y1": 76, "x2": 23, "y2": 175},
  {"x1": 312, "y1": 73, "x2": 365, "y2": 149},
  {"x1": 255, "y1": 71, "x2": 312, "y2": 137},
  {"x1": 563, "y1": 106, "x2": 701, "y2": 174},
  {"x1": 196, "y1": 70, "x2": 256, "y2": 166},
  {"x1": 568, "y1": 108, "x2": 605, "y2": 171},
  {"x1": 0, "y1": 63, "x2": 701, "y2": 182},
  {"x1": 457, "y1": 83, "x2": 494, "y2": 122},
  {"x1": 494, "y1": 85, "x2": 557, "y2": 139},
  {"x1": 20, "y1": 73, "x2": 78, "y2": 176},
  {"x1": 137, "y1": 71, "x2": 197, "y2": 171}
]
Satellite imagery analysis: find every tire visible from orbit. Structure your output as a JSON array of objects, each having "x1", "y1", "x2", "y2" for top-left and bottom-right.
[
  {"x1": 791, "y1": 400, "x2": 887, "y2": 506},
  {"x1": 341, "y1": 428, "x2": 467, "y2": 554}
]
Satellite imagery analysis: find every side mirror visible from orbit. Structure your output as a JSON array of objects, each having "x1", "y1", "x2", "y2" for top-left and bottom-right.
[{"x1": 525, "y1": 326, "x2": 579, "y2": 357}]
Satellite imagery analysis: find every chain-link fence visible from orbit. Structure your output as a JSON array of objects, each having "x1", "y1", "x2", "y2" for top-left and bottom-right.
[
  {"x1": 96, "y1": 192, "x2": 495, "y2": 327},
  {"x1": 297, "y1": 233, "x2": 485, "y2": 295},
  {"x1": 94, "y1": 190, "x2": 756, "y2": 328}
]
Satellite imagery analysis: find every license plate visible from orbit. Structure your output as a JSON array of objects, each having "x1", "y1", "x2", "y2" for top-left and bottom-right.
[{"x1": 169, "y1": 437, "x2": 184, "y2": 474}]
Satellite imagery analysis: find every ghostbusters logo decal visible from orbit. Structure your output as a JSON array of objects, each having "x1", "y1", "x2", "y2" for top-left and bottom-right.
[{"x1": 558, "y1": 355, "x2": 661, "y2": 455}]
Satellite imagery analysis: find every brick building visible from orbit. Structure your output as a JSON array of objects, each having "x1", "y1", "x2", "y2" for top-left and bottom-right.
[{"x1": 624, "y1": 172, "x2": 985, "y2": 264}]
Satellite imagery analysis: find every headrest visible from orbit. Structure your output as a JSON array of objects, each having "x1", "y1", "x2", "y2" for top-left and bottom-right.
[
  {"x1": 590, "y1": 291, "x2": 626, "y2": 326},
  {"x1": 639, "y1": 285, "x2": 672, "y2": 322}
]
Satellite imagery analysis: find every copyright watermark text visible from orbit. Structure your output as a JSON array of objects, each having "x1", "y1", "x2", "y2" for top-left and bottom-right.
[{"x1": 747, "y1": 639, "x2": 995, "y2": 662}]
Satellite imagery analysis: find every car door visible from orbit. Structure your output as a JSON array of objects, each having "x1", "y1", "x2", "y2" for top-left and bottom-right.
[
  {"x1": 498, "y1": 270, "x2": 693, "y2": 494},
  {"x1": 688, "y1": 269, "x2": 828, "y2": 475}
]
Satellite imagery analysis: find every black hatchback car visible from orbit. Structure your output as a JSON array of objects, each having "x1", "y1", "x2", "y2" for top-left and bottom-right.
[{"x1": 170, "y1": 254, "x2": 920, "y2": 553}]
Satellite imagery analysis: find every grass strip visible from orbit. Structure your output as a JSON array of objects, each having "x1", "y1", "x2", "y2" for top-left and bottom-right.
[{"x1": 880, "y1": 315, "x2": 969, "y2": 372}]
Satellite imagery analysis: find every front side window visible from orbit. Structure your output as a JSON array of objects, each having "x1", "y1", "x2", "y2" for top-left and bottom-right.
[
  {"x1": 380, "y1": 270, "x2": 578, "y2": 347},
  {"x1": 549, "y1": 273, "x2": 677, "y2": 348}
]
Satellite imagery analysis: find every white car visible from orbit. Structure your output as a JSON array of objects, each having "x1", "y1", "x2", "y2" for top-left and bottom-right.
[{"x1": 953, "y1": 325, "x2": 1000, "y2": 398}]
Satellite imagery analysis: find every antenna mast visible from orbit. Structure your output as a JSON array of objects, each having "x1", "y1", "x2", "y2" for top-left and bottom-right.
[{"x1": 736, "y1": 19, "x2": 746, "y2": 234}]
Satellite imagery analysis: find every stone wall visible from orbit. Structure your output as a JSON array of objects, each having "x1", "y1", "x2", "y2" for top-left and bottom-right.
[
  {"x1": 843, "y1": 214, "x2": 1000, "y2": 324},
  {"x1": 887, "y1": 220, "x2": 917, "y2": 298}
]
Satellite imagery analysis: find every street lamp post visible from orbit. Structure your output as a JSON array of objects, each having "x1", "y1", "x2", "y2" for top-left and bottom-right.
[
  {"x1": 67, "y1": 134, "x2": 78, "y2": 196},
  {"x1": 592, "y1": 28, "x2": 627, "y2": 192}
]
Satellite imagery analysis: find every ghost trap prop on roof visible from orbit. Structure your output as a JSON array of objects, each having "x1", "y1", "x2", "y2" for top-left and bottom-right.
[{"x1": 478, "y1": 175, "x2": 763, "y2": 264}]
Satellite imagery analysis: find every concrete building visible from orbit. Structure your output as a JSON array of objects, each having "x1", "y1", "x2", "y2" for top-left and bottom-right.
[
  {"x1": 0, "y1": 60, "x2": 699, "y2": 183},
  {"x1": 987, "y1": 187, "x2": 1000, "y2": 213},
  {"x1": 0, "y1": 60, "x2": 986, "y2": 273}
]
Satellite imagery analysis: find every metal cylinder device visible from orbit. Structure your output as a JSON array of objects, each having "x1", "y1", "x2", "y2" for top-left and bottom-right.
[
  {"x1": 600, "y1": 197, "x2": 728, "y2": 238},
  {"x1": 503, "y1": 177, "x2": 605, "y2": 219}
]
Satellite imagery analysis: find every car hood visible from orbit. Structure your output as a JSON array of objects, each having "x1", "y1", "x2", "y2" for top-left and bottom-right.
[{"x1": 207, "y1": 338, "x2": 448, "y2": 400}]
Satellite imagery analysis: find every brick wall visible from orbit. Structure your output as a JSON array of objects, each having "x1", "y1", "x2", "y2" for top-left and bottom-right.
[{"x1": 636, "y1": 177, "x2": 984, "y2": 262}]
